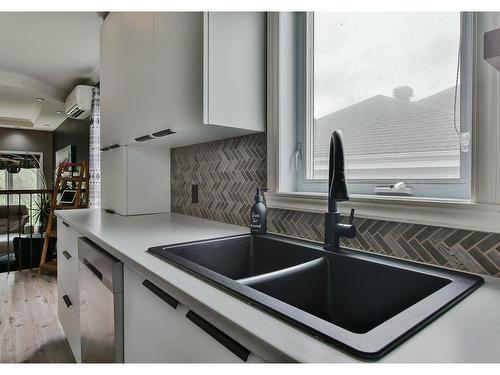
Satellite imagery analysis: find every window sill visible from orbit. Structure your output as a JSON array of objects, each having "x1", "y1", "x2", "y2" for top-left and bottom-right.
[{"x1": 266, "y1": 191, "x2": 500, "y2": 233}]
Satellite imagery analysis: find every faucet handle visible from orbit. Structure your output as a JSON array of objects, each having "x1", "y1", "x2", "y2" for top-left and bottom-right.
[{"x1": 349, "y1": 208, "x2": 355, "y2": 225}]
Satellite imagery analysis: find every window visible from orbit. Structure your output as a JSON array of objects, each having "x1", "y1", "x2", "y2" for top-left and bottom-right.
[
  {"x1": 297, "y1": 12, "x2": 472, "y2": 200},
  {"x1": 12, "y1": 167, "x2": 39, "y2": 190},
  {"x1": 0, "y1": 171, "x2": 5, "y2": 190},
  {"x1": 0, "y1": 169, "x2": 5, "y2": 204},
  {"x1": 0, "y1": 152, "x2": 43, "y2": 206}
]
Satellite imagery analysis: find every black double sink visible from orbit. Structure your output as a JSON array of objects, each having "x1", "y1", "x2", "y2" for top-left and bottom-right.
[{"x1": 148, "y1": 234, "x2": 483, "y2": 360}]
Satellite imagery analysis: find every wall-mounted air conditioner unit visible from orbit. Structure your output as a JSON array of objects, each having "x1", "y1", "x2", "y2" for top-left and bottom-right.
[{"x1": 65, "y1": 85, "x2": 93, "y2": 119}]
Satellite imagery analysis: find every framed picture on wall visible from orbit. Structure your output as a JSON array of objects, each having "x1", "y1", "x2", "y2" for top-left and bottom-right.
[{"x1": 55, "y1": 145, "x2": 73, "y2": 180}]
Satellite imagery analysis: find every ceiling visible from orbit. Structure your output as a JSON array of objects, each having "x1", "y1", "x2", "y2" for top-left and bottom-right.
[{"x1": 0, "y1": 12, "x2": 103, "y2": 131}]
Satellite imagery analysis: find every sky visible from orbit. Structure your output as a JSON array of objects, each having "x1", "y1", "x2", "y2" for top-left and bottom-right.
[{"x1": 313, "y1": 12, "x2": 461, "y2": 118}]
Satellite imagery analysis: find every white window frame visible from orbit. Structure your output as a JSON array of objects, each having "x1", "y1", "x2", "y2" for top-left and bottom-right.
[
  {"x1": 266, "y1": 12, "x2": 500, "y2": 234},
  {"x1": 296, "y1": 12, "x2": 473, "y2": 200}
]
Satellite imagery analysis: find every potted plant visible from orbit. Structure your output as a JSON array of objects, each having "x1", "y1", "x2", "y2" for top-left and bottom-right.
[{"x1": 34, "y1": 195, "x2": 51, "y2": 233}]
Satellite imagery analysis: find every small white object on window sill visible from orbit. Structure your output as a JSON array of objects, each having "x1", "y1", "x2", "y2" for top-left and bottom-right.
[{"x1": 373, "y1": 182, "x2": 413, "y2": 196}]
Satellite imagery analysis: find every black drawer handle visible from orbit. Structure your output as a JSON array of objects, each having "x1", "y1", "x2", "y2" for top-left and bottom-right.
[
  {"x1": 62, "y1": 295, "x2": 72, "y2": 308},
  {"x1": 142, "y1": 280, "x2": 179, "y2": 309},
  {"x1": 82, "y1": 258, "x2": 103, "y2": 280},
  {"x1": 62, "y1": 250, "x2": 71, "y2": 260},
  {"x1": 186, "y1": 310, "x2": 250, "y2": 362},
  {"x1": 62, "y1": 221, "x2": 69, "y2": 228}
]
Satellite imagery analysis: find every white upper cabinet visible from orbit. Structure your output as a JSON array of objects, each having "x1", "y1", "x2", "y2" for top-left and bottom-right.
[
  {"x1": 100, "y1": 12, "x2": 266, "y2": 149},
  {"x1": 100, "y1": 12, "x2": 155, "y2": 148},
  {"x1": 101, "y1": 144, "x2": 171, "y2": 216},
  {"x1": 204, "y1": 12, "x2": 266, "y2": 132},
  {"x1": 153, "y1": 13, "x2": 204, "y2": 134}
]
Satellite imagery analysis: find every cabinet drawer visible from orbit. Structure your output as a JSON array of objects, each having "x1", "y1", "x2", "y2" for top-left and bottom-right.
[
  {"x1": 57, "y1": 219, "x2": 81, "y2": 313},
  {"x1": 57, "y1": 219, "x2": 81, "y2": 259},
  {"x1": 124, "y1": 265, "x2": 249, "y2": 363},
  {"x1": 57, "y1": 245, "x2": 79, "y2": 313},
  {"x1": 58, "y1": 284, "x2": 81, "y2": 362}
]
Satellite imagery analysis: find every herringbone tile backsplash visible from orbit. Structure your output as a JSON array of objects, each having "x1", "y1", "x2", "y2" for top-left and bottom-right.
[
  {"x1": 171, "y1": 134, "x2": 267, "y2": 227},
  {"x1": 171, "y1": 134, "x2": 500, "y2": 277}
]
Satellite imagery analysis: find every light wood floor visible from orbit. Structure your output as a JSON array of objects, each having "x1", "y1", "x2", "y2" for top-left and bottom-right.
[{"x1": 0, "y1": 270, "x2": 75, "y2": 363}]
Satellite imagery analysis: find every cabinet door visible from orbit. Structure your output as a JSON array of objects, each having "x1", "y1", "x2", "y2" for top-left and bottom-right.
[
  {"x1": 100, "y1": 12, "x2": 155, "y2": 147},
  {"x1": 57, "y1": 220, "x2": 82, "y2": 362},
  {"x1": 57, "y1": 220, "x2": 81, "y2": 312},
  {"x1": 58, "y1": 284, "x2": 81, "y2": 362},
  {"x1": 153, "y1": 12, "x2": 204, "y2": 134},
  {"x1": 101, "y1": 146, "x2": 127, "y2": 215},
  {"x1": 101, "y1": 145, "x2": 170, "y2": 216},
  {"x1": 204, "y1": 12, "x2": 266, "y2": 132},
  {"x1": 124, "y1": 265, "x2": 249, "y2": 363},
  {"x1": 125, "y1": 145, "x2": 171, "y2": 215}
]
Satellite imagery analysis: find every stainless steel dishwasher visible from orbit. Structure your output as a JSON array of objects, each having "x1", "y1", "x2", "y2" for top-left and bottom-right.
[{"x1": 79, "y1": 238, "x2": 123, "y2": 363}]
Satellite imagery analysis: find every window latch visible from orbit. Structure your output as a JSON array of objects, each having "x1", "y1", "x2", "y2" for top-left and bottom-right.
[
  {"x1": 295, "y1": 143, "x2": 302, "y2": 172},
  {"x1": 460, "y1": 132, "x2": 471, "y2": 153}
]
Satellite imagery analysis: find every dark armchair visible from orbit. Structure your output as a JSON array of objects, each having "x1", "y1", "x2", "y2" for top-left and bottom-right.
[{"x1": 0, "y1": 205, "x2": 29, "y2": 235}]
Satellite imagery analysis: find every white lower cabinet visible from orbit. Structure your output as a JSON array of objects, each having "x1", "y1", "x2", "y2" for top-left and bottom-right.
[
  {"x1": 124, "y1": 265, "x2": 263, "y2": 362},
  {"x1": 56, "y1": 223, "x2": 267, "y2": 363},
  {"x1": 57, "y1": 219, "x2": 82, "y2": 362},
  {"x1": 58, "y1": 284, "x2": 80, "y2": 362}
]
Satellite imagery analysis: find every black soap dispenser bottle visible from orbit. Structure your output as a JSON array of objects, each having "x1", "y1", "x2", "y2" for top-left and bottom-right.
[{"x1": 250, "y1": 187, "x2": 269, "y2": 234}]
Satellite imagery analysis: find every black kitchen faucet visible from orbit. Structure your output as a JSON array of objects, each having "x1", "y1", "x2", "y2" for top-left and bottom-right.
[{"x1": 324, "y1": 130, "x2": 356, "y2": 251}]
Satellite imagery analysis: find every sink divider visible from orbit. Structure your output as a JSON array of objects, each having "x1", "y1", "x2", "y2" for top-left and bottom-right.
[{"x1": 237, "y1": 257, "x2": 326, "y2": 286}]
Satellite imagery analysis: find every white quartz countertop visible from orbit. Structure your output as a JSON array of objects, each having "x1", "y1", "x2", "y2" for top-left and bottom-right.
[{"x1": 55, "y1": 209, "x2": 500, "y2": 363}]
